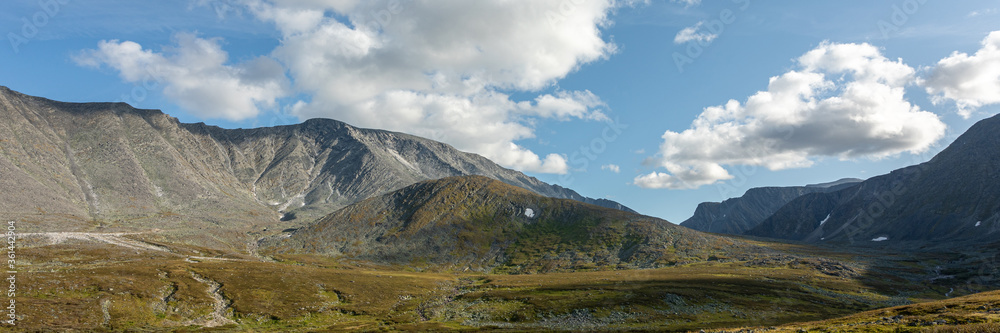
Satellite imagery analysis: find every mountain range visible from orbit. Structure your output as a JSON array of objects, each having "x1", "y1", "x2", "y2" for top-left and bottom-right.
[
  {"x1": 679, "y1": 113, "x2": 1000, "y2": 245},
  {"x1": 7, "y1": 87, "x2": 1000, "y2": 332},
  {"x1": 680, "y1": 178, "x2": 862, "y2": 235},
  {"x1": 0, "y1": 86, "x2": 628, "y2": 246},
  {"x1": 745, "y1": 113, "x2": 1000, "y2": 243},
  {"x1": 7, "y1": 82, "x2": 1000, "y2": 251}
]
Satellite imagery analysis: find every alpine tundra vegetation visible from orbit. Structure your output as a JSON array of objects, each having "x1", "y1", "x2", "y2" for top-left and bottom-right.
[{"x1": 3, "y1": 0, "x2": 1000, "y2": 331}]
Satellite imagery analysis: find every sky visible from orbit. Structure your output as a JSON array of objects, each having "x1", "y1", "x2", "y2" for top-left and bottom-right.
[{"x1": 1, "y1": 0, "x2": 999, "y2": 223}]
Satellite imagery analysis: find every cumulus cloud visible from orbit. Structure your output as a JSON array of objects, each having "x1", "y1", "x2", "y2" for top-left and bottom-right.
[
  {"x1": 674, "y1": 22, "x2": 717, "y2": 44},
  {"x1": 922, "y1": 31, "x2": 1000, "y2": 118},
  {"x1": 240, "y1": 0, "x2": 628, "y2": 174},
  {"x1": 74, "y1": 0, "x2": 631, "y2": 174},
  {"x1": 530, "y1": 91, "x2": 610, "y2": 121},
  {"x1": 601, "y1": 164, "x2": 621, "y2": 173},
  {"x1": 635, "y1": 41, "x2": 946, "y2": 189},
  {"x1": 73, "y1": 33, "x2": 290, "y2": 121}
]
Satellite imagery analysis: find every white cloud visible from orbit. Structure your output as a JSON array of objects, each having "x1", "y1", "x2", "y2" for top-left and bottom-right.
[
  {"x1": 967, "y1": 8, "x2": 997, "y2": 17},
  {"x1": 240, "y1": 0, "x2": 630, "y2": 174},
  {"x1": 921, "y1": 31, "x2": 1000, "y2": 118},
  {"x1": 671, "y1": 0, "x2": 700, "y2": 8},
  {"x1": 73, "y1": 33, "x2": 290, "y2": 121},
  {"x1": 530, "y1": 91, "x2": 609, "y2": 121},
  {"x1": 634, "y1": 165, "x2": 729, "y2": 190},
  {"x1": 674, "y1": 22, "x2": 717, "y2": 44},
  {"x1": 74, "y1": 0, "x2": 633, "y2": 174},
  {"x1": 601, "y1": 164, "x2": 620, "y2": 173},
  {"x1": 635, "y1": 41, "x2": 946, "y2": 189}
]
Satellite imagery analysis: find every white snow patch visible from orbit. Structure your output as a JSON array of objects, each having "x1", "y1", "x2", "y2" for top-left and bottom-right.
[
  {"x1": 153, "y1": 185, "x2": 164, "y2": 198},
  {"x1": 819, "y1": 214, "x2": 831, "y2": 226},
  {"x1": 872, "y1": 236, "x2": 889, "y2": 242},
  {"x1": 976, "y1": 221, "x2": 982, "y2": 227},
  {"x1": 524, "y1": 208, "x2": 535, "y2": 218}
]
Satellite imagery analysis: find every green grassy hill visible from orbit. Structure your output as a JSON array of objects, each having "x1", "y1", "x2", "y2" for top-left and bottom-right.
[{"x1": 263, "y1": 175, "x2": 768, "y2": 273}]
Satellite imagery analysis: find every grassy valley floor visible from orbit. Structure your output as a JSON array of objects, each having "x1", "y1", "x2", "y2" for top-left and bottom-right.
[{"x1": 10, "y1": 233, "x2": 999, "y2": 332}]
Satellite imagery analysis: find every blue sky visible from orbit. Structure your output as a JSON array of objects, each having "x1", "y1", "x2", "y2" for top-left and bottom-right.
[{"x1": 2, "y1": 0, "x2": 999, "y2": 223}]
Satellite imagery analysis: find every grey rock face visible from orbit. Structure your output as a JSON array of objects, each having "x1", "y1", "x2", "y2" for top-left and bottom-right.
[{"x1": 0, "y1": 86, "x2": 631, "y2": 236}]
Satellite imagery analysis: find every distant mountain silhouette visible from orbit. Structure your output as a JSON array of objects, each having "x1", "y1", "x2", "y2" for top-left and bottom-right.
[
  {"x1": 747, "y1": 114, "x2": 1000, "y2": 244},
  {"x1": 681, "y1": 179, "x2": 861, "y2": 235}
]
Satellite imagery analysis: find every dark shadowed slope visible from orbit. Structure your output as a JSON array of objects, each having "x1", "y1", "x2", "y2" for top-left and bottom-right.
[
  {"x1": 747, "y1": 113, "x2": 1000, "y2": 244},
  {"x1": 0, "y1": 86, "x2": 630, "y2": 241},
  {"x1": 264, "y1": 175, "x2": 768, "y2": 272},
  {"x1": 680, "y1": 179, "x2": 862, "y2": 235}
]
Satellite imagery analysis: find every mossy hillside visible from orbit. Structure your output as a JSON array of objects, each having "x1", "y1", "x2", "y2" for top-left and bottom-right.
[{"x1": 264, "y1": 175, "x2": 768, "y2": 273}]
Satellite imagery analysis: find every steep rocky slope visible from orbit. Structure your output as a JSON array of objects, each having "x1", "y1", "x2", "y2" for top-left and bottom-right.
[
  {"x1": 0, "y1": 86, "x2": 629, "y2": 242},
  {"x1": 264, "y1": 175, "x2": 766, "y2": 272},
  {"x1": 746, "y1": 113, "x2": 1000, "y2": 243},
  {"x1": 680, "y1": 179, "x2": 861, "y2": 235}
]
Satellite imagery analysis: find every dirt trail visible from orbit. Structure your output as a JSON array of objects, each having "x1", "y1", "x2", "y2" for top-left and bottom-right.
[
  {"x1": 22, "y1": 232, "x2": 252, "y2": 262},
  {"x1": 23, "y1": 232, "x2": 171, "y2": 252},
  {"x1": 188, "y1": 271, "x2": 236, "y2": 327},
  {"x1": 25, "y1": 232, "x2": 245, "y2": 327}
]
